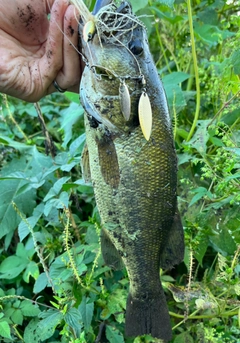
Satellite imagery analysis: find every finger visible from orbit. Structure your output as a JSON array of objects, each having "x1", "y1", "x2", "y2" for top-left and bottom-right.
[
  {"x1": 51, "y1": 4, "x2": 82, "y2": 94},
  {"x1": 36, "y1": 0, "x2": 69, "y2": 98}
]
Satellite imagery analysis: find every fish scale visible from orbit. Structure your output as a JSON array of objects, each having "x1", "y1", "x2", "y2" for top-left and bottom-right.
[{"x1": 79, "y1": 0, "x2": 184, "y2": 341}]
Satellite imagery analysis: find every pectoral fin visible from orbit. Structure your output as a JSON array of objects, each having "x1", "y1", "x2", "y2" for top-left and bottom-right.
[
  {"x1": 97, "y1": 135, "x2": 120, "y2": 189},
  {"x1": 81, "y1": 143, "x2": 91, "y2": 183},
  {"x1": 101, "y1": 228, "x2": 124, "y2": 270},
  {"x1": 160, "y1": 209, "x2": 185, "y2": 270}
]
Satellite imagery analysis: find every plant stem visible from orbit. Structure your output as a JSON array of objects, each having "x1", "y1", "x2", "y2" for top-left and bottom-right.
[
  {"x1": 170, "y1": 308, "x2": 239, "y2": 321},
  {"x1": 186, "y1": 0, "x2": 201, "y2": 142}
]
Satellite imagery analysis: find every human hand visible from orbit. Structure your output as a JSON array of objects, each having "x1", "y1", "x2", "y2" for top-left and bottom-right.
[{"x1": 0, "y1": 0, "x2": 82, "y2": 102}]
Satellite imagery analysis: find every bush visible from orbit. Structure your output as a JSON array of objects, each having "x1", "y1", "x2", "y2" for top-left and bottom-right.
[{"x1": 0, "y1": 0, "x2": 239, "y2": 342}]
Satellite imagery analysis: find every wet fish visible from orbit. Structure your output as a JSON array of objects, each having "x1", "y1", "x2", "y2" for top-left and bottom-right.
[{"x1": 78, "y1": 0, "x2": 184, "y2": 341}]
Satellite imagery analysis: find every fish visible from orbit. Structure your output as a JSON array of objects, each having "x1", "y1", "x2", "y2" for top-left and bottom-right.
[{"x1": 77, "y1": 0, "x2": 185, "y2": 341}]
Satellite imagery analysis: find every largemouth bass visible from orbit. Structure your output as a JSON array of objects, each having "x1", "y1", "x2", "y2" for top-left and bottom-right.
[{"x1": 77, "y1": 0, "x2": 184, "y2": 341}]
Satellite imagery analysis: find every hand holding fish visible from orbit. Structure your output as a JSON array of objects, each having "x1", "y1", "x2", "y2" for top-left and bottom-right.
[{"x1": 0, "y1": 0, "x2": 82, "y2": 101}]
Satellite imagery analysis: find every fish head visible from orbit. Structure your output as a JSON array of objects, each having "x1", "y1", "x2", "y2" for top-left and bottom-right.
[{"x1": 79, "y1": 0, "x2": 150, "y2": 132}]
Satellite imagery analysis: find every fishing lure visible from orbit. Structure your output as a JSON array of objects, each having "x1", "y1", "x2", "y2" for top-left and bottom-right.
[
  {"x1": 119, "y1": 79, "x2": 131, "y2": 121},
  {"x1": 83, "y1": 20, "x2": 96, "y2": 42},
  {"x1": 138, "y1": 91, "x2": 152, "y2": 141}
]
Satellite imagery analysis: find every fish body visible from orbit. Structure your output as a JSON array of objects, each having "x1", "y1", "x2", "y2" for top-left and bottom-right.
[{"x1": 79, "y1": 1, "x2": 184, "y2": 341}]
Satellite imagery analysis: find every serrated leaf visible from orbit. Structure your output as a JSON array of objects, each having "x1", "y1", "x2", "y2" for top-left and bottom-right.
[
  {"x1": 60, "y1": 161, "x2": 78, "y2": 172},
  {"x1": 38, "y1": 309, "x2": 63, "y2": 340},
  {"x1": 69, "y1": 133, "x2": 86, "y2": 156},
  {"x1": 33, "y1": 272, "x2": 48, "y2": 293},
  {"x1": 23, "y1": 261, "x2": 39, "y2": 283},
  {"x1": 49, "y1": 191, "x2": 69, "y2": 209},
  {"x1": 156, "y1": 0, "x2": 175, "y2": 8},
  {"x1": 106, "y1": 326, "x2": 125, "y2": 343},
  {"x1": 0, "y1": 255, "x2": 27, "y2": 279},
  {"x1": 0, "y1": 146, "x2": 55, "y2": 239},
  {"x1": 78, "y1": 296, "x2": 94, "y2": 330},
  {"x1": 210, "y1": 226, "x2": 236, "y2": 256},
  {"x1": 0, "y1": 134, "x2": 32, "y2": 152},
  {"x1": 231, "y1": 50, "x2": 240, "y2": 74},
  {"x1": 129, "y1": 0, "x2": 148, "y2": 12},
  {"x1": 20, "y1": 300, "x2": 40, "y2": 317},
  {"x1": 189, "y1": 187, "x2": 213, "y2": 207},
  {"x1": 23, "y1": 318, "x2": 41, "y2": 343},
  {"x1": 44, "y1": 177, "x2": 70, "y2": 202},
  {"x1": 18, "y1": 203, "x2": 44, "y2": 241},
  {"x1": 162, "y1": 83, "x2": 187, "y2": 114},
  {"x1": 162, "y1": 72, "x2": 191, "y2": 85},
  {"x1": 0, "y1": 321, "x2": 12, "y2": 339},
  {"x1": 174, "y1": 332, "x2": 194, "y2": 343},
  {"x1": 150, "y1": 7, "x2": 182, "y2": 24},
  {"x1": 60, "y1": 102, "x2": 84, "y2": 148},
  {"x1": 64, "y1": 307, "x2": 82, "y2": 336},
  {"x1": 194, "y1": 22, "x2": 235, "y2": 46},
  {"x1": 185, "y1": 120, "x2": 211, "y2": 154},
  {"x1": 11, "y1": 309, "x2": 24, "y2": 325}
]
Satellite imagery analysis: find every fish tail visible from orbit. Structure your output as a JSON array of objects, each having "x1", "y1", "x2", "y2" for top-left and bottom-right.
[{"x1": 125, "y1": 287, "x2": 172, "y2": 342}]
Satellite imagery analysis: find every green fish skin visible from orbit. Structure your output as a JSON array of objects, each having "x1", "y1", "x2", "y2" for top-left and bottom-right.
[{"x1": 79, "y1": 1, "x2": 184, "y2": 341}]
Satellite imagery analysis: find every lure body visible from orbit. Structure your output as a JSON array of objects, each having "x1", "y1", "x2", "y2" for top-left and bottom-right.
[{"x1": 79, "y1": 1, "x2": 184, "y2": 341}]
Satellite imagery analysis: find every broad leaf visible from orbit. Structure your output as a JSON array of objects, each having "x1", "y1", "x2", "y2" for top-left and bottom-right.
[
  {"x1": 0, "y1": 321, "x2": 11, "y2": 339},
  {"x1": 78, "y1": 296, "x2": 94, "y2": 330},
  {"x1": 106, "y1": 326, "x2": 125, "y2": 343}
]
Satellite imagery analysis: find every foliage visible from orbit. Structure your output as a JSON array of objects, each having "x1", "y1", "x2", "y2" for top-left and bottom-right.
[{"x1": 0, "y1": 0, "x2": 239, "y2": 342}]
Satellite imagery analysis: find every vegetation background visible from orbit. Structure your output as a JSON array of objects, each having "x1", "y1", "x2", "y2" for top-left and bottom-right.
[{"x1": 0, "y1": 0, "x2": 239, "y2": 342}]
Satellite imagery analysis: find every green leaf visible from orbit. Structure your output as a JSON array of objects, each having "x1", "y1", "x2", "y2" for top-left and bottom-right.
[
  {"x1": 189, "y1": 187, "x2": 213, "y2": 207},
  {"x1": 11, "y1": 309, "x2": 23, "y2": 325},
  {"x1": 18, "y1": 203, "x2": 44, "y2": 241},
  {"x1": 78, "y1": 296, "x2": 94, "y2": 330},
  {"x1": 0, "y1": 173, "x2": 36, "y2": 239},
  {"x1": 231, "y1": 50, "x2": 240, "y2": 74},
  {"x1": 162, "y1": 72, "x2": 191, "y2": 85},
  {"x1": 0, "y1": 255, "x2": 27, "y2": 279},
  {"x1": 129, "y1": 0, "x2": 148, "y2": 12},
  {"x1": 178, "y1": 153, "x2": 192, "y2": 165},
  {"x1": 174, "y1": 331, "x2": 194, "y2": 343},
  {"x1": 156, "y1": 0, "x2": 175, "y2": 8},
  {"x1": 38, "y1": 309, "x2": 64, "y2": 340},
  {"x1": 194, "y1": 22, "x2": 235, "y2": 46},
  {"x1": 23, "y1": 318, "x2": 40, "y2": 343},
  {"x1": 33, "y1": 272, "x2": 48, "y2": 293},
  {"x1": 0, "y1": 321, "x2": 12, "y2": 339},
  {"x1": 210, "y1": 225, "x2": 237, "y2": 256},
  {"x1": 20, "y1": 300, "x2": 40, "y2": 316},
  {"x1": 197, "y1": 8, "x2": 218, "y2": 25},
  {"x1": 162, "y1": 72, "x2": 191, "y2": 114},
  {"x1": 60, "y1": 102, "x2": 84, "y2": 148},
  {"x1": 69, "y1": 133, "x2": 86, "y2": 156},
  {"x1": 0, "y1": 146, "x2": 55, "y2": 239},
  {"x1": 185, "y1": 120, "x2": 211, "y2": 154},
  {"x1": 64, "y1": 91, "x2": 80, "y2": 104},
  {"x1": 23, "y1": 261, "x2": 39, "y2": 283},
  {"x1": 150, "y1": 7, "x2": 183, "y2": 24},
  {"x1": 106, "y1": 326, "x2": 125, "y2": 343},
  {"x1": 43, "y1": 177, "x2": 71, "y2": 202},
  {"x1": 0, "y1": 134, "x2": 32, "y2": 152},
  {"x1": 49, "y1": 191, "x2": 69, "y2": 209},
  {"x1": 64, "y1": 307, "x2": 82, "y2": 336}
]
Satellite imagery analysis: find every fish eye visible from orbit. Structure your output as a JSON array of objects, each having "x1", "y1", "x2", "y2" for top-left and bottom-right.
[{"x1": 128, "y1": 39, "x2": 143, "y2": 56}]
